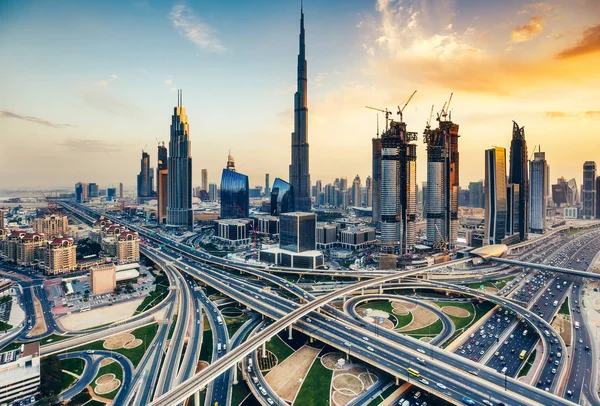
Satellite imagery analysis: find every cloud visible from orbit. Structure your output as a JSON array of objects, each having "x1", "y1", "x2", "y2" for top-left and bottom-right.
[
  {"x1": 169, "y1": 4, "x2": 226, "y2": 52},
  {"x1": 314, "y1": 72, "x2": 328, "y2": 88},
  {"x1": 77, "y1": 85, "x2": 139, "y2": 117},
  {"x1": 511, "y1": 16, "x2": 544, "y2": 42},
  {"x1": 165, "y1": 78, "x2": 173, "y2": 85},
  {"x1": 111, "y1": 74, "x2": 118, "y2": 79},
  {"x1": 556, "y1": 24, "x2": 600, "y2": 59},
  {"x1": 546, "y1": 110, "x2": 600, "y2": 118},
  {"x1": 0, "y1": 111, "x2": 75, "y2": 129},
  {"x1": 97, "y1": 74, "x2": 118, "y2": 87},
  {"x1": 98, "y1": 80, "x2": 109, "y2": 87},
  {"x1": 58, "y1": 138, "x2": 122, "y2": 153}
]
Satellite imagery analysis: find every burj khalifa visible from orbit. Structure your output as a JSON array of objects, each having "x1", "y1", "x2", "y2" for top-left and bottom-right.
[{"x1": 289, "y1": 6, "x2": 311, "y2": 212}]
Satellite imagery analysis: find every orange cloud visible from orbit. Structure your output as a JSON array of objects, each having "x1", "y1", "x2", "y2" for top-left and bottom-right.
[
  {"x1": 511, "y1": 16, "x2": 545, "y2": 42},
  {"x1": 556, "y1": 24, "x2": 600, "y2": 59},
  {"x1": 546, "y1": 110, "x2": 600, "y2": 118}
]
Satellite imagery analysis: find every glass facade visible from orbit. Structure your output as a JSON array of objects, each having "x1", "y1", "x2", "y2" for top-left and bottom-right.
[
  {"x1": 270, "y1": 178, "x2": 294, "y2": 215},
  {"x1": 485, "y1": 147, "x2": 507, "y2": 245},
  {"x1": 220, "y1": 169, "x2": 249, "y2": 219},
  {"x1": 280, "y1": 213, "x2": 316, "y2": 253}
]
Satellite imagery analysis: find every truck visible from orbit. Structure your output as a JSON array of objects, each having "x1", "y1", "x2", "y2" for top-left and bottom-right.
[
  {"x1": 217, "y1": 316, "x2": 223, "y2": 325},
  {"x1": 553, "y1": 300, "x2": 558, "y2": 307},
  {"x1": 523, "y1": 330, "x2": 528, "y2": 336},
  {"x1": 217, "y1": 343, "x2": 222, "y2": 353},
  {"x1": 575, "y1": 321, "x2": 580, "y2": 329}
]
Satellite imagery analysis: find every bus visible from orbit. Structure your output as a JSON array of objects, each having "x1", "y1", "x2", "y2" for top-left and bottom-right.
[
  {"x1": 407, "y1": 368, "x2": 420, "y2": 377},
  {"x1": 519, "y1": 350, "x2": 527, "y2": 360}
]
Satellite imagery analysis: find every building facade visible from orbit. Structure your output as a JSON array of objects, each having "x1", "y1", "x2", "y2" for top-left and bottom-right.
[
  {"x1": 157, "y1": 142, "x2": 168, "y2": 224},
  {"x1": 582, "y1": 161, "x2": 596, "y2": 219},
  {"x1": 75, "y1": 182, "x2": 88, "y2": 203},
  {"x1": 220, "y1": 160, "x2": 249, "y2": 219},
  {"x1": 484, "y1": 147, "x2": 507, "y2": 245},
  {"x1": 280, "y1": 212, "x2": 316, "y2": 253},
  {"x1": 43, "y1": 237, "x2": 77, "y2": 275},
  {"x1": 508, "y1": 121, "x2": 529, "y2": 241},
  {"x1": 289, "y1": 7, "x2": 311, "y2": 212},
  {"x1": 167, "y1": 90, "x2": 194, "y2": 228},
  {"x1": 201, "y1": 168, "x2": 208, "y2": 192},
  {"x1": 90, "y1": 263, "x2": 117, "y2": 295},
  {"x1": 270, "y1": 178, "x2": 294, "y2": 216},
  {"x1": 137, "y1": 150, "x2": 153, "y2": 204},
  {"x1": 33, "y1": 215, "x2": 69, "y2": 239},
  {"x1": 0, "y1": 343, "x2": 40, "y2": 406},
  {"x1": 351, "y1": 175, "x2": 362, "y2": 207},
  {"x1": 529, "y1": 151, "x2": 547, "y2": 233}
]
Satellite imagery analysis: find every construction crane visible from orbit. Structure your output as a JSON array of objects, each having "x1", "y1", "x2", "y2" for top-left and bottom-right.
[
  {"x1": 441, "y1": 92, "x2": 453, "y2": 121},
  {"x1": 397, "y1": 90, "x2": 417, "y2": 123},
  {"x1": 40, "y1": 191, "x2": 57, "y2": 214},
  {"x1": 433, "y1": 224, "x2": 448, "y2": 252},
  {"x1": 365, "y1": 106, "x2": 393, "y2": 131},
  {"x1": 425, "y1": 105, "x2": 434, "y2": 129}
]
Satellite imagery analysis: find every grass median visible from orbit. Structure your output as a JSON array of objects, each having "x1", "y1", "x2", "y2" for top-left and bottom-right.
[{"x1": 294, "y1": 354, "x2": 332, "y2": 406}]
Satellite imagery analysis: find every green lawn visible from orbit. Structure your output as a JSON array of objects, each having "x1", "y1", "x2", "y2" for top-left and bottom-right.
[
  {"x1": 134, "y1": 272, "x2": 169, "y2": 315},
  {"x1": 368, "y1": 383, "x2": 398, "y2": 406},
  {"x1": 57, "y1": 323, "x2": 158, "y2": 367},
  {"x1": 0, "y1": 296, "x2": 11, "y2": 305},
  {"x1": 0, "y1": 321, "x2": 13, "y2": 331},
  {"x1": 226, "y1": 313, "x2": 251, "y2": 337},
  {"x1": 357, "y1": 300, "x2": 414, "y2": 329},
  {"x1": 435, "y1": 302, "x2": 475, "y2": 330},
  {"x1": 559, "y1": 298, "x2": 570, "y2": 315},
  {"x1": 85, "y1": 401, "x2": 106, "y2": 406},
  {"x1": 232, "y1": 382, "x2": 250, "y2": 405},
  {"x1": 402, "y1": 319, "x2": 444, "y2": 336},
  {"x1": 67, "y1": 391, "x2": 91, "y2": 405},
  {"x1": 61, "y1": 372, "x2": 77, "y2": 391},
  {"x1": 294, "y1": 356, "x2": 332, "y2": 406},
  {"x1": 199, "y1": 327, "x2": 213, "y2": 363},
  {"x1": 518, "y1": 349, "x2": 537, "y2": 377},
  {"x1": 266, "y1": 335, "x2": 294, "y2": 363},
  {"x1": 61, "y1": 357, "x2": 86, "y2": 375},
  {"x1": 93, "y1": 359, "x2": 123, "y2": 400}
]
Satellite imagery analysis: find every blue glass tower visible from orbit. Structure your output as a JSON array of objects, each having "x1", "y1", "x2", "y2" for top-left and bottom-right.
[
  {"x1": 270, "y1": 178, "x2": 295, "y2": 216},
  {"x1": 220, "y1": 153, "x2": 249, "y2": 219}
]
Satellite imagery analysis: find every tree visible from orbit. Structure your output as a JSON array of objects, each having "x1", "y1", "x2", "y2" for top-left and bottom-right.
[
  {"x1": 37, "y1": 395, "x2": 59, "y2": 406},
  {"x1": 40, "y1": 355, "x2": 62, "y2": 397}
]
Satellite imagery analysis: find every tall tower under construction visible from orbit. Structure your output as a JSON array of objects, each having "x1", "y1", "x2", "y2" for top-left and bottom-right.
[
  {"x1": 424, "y1": 98, "x2": 460, "y2": 250},
  {"x1": 289, "y1": 5, "x2": 311, "y2": 212},
  {"x1": 509, "y1": 121, "x2": 528, "y2": 241}
]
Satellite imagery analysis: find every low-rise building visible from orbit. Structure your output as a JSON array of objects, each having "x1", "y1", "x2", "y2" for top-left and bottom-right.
[
  {"x1": 90, "y1": 263, "x2": 117, "y2": 295},
  {"x1": 316, "y1": 222, "x2": 338, "y2": 250},
  {"x1": 564, "y1": 206, "x2": 578, "y2": 219},
  {"x1": 0, "y1": 342, "x2": 40, "y2": 406},
  {"x1": 259, "y1": 247, "x2": 324, "y2": 269},
  {"x1": 255, "y1": 215, "x2": 279, "y2": 237},
  {"x1": 214, "y1": 218, "x2": 252, "y2": 247},
  {"x1": 339, "y1": 226, "x2": 376, "y2": 250}
]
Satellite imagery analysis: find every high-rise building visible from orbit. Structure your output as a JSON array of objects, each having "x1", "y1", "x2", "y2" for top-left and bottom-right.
[
  {"x1": 201, "y1": 169, "x2": 208, "y2": 192},
  {"x1": 380, "y1": 120, "x2": 418, "y2": 255},
  {"x1": 596, "y1": 177, "x2": 600, "y2": 220},
  {"x1": 42, "y1": 237, "x2": 77, "y2": 275},
  {"x1": 271, "y1": 178, "x2": 294, "y2": 216},
  {"x1": 365, "y1": 176, "x2": 373, "y2": 207},
  {"x1": 107, "y1": 188, "x2": 116, "y2": 200},
  {"x1": 33, "y1": 215, "x2": 69, "y2": 239},
  {"x1": 157, "y1": 142, "x2": 168, "y2": 224},
  {"x1": 289, "y1": 6, "x2": 311, "y2": 212},
  {"x1": 137, "y1": 151, "x2": 152, "y2": 204},
  {"x1": 220, "y1": 154, "x2": 249, "y2": 219},
  {"x1": 279, "y1": 212, "x2": 316, "y2": 253},
  {"x1": 421, "y1": 181, "x2": 427, "y2": 218},
  {"x1": 315, "y1": 180, "x2": 322, "y2": 199},
  {"x1": 75, "y1": 182, "x2": 88, "y2": 203},
  {"x1": 0, "y1": 342, "x2": 40, "y2": 406},
  {"x1": 339, "y1": 177, "x2": 348, "y2": 191},
  {"x1": 265, "y1": 174, "x2": 270, "y2": 197},
  {"x1": 167, "y1": 90, "x2": 193, "y2": 228},
  {"x1": 424, "y1": 110, "x2": 459, "y2": 250},
  {"x1": 582, "y1": 161, "x2": 596, "y2": 219},
  {"x1": 88, "y1": 183, "x2": 99, "y2": 198},
  {"x1": 508, "y1": 121, "x2": 528, "y2": 241},
  {"x1": 372, "y1": 137, "x2": 382, "y2": 223},
  {"x1": 351, "y1": 175, "x2": 362, "y2": 207},
  {"x1": 529, "y1": 150, "x2": 547, "y2": 233},
  {"x1": 119, "y1": 182, "x2": 123, "y2": 199},
  {"x1": 484, "y1": 147, "x2": 507, "y2": 245},
  {"x1": 209, "y1": 183, "x2": 218, "y2": 202},
  {"x1": 506, "y1": 183, "x2": 520, "y2": 237},
  {"x1": 468, "y1": 181, "x2": 484, "y2": 208}
]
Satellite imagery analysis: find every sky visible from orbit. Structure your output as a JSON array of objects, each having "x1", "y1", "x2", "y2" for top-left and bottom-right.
[{"x1": 1, "y1": 0, "x2": 599, "y2": 191}]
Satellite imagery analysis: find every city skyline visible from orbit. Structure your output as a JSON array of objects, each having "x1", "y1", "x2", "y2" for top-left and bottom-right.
[{"x1": 1, "y1": 0, "x2": 599, "y2": 190}]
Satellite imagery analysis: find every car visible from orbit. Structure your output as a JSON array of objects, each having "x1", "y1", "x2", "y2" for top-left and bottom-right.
[
  {"x1": 420, "y1": 378, "x2": 430, "y2": 385},
  {"x1": 436, "y1": 382, "x2": 447, "y2": 389},
  {"x1": 417, "y1": 348, "x2": 426, "y2": 354},
  {"x1": 554, "y1": 360, "x2": 559, "y2": 366},
  {"x1": 267, "y1": 398, "x2": 274, "y2": 405},
  {"x1": 344, "y1": 341, "x2": 351, "y2": 347},
  {"x1": 362, "y1": 336, "x2": 369, "y2": 341},
  {"x1": 567, "y1": 390, "x2": 573, "y2": 397},
  {"x1": 367, "y1": 346, "x2": 374, "y2": 352},
  {"x1": 417, "y1": 357, "x2": 425, "y2": 364},
  {"x1": 482, "y1": 400, "x2": 493, "y2": 406},
  {"x1": 579, "y1": 338, "x2": 584, "y2": 344},
  {"x1": 495, "y1": 351, "x2": 499, "y2": 356},
  {"x1": 551, "y1": 368, "x2": 557, "y2": 374}
]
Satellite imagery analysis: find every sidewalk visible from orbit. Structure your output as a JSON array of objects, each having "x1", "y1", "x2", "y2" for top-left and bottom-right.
[{"x1": 520, "y1": 343, "x2": 544, "y2": 385}]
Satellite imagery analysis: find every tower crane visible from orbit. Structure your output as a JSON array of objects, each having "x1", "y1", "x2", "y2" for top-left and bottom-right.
[
  {"x1": 365, "y1": 106, "x2": 393, "y2": 131},
  {"x1": 436, "y1": 101, "x2": 447, "y2": 122},
  {"x1": 397, "y1": 90, "x2": 417, "y2": 123},
  {"x1": 425, "y1": 105, "x2": 434, "y2": 129},
  {"x1": 441, "y1": 92, "x2": 453, "y2": 121}
]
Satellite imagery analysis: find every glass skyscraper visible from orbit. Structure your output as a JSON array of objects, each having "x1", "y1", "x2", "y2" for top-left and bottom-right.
[
  {"x1": 485, "y1": 147, "x2": 507, "y2": 245},
  {"x1": 270, "y1": 178, "x2": 294, "y2": 216},
  {"x1": 280, "y1": 212, "x2": 316, "y2": 253},
  {"x1": 509, "y1": 121, "x2": 528, "y2": 241},
  {"x1": 220, "y1": 169, "x2": 249, "y2": 219}
]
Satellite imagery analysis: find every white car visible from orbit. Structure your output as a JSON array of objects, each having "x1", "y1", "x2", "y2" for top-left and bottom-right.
[
  {"x1": 362, "y1": 336, "x2": 369, "y2": 341},
  {"x1": 367, "y1": 346, "x2": 374, "y2": 352},
  {"x1": 417, "y1": 348, "x2": 426, "y2": 354},
  {"x1": 436, "y1": 383, "x2": 447, "y2": 389},
  {"x1": 344, "y1": 341, "x2": 352, "y2": 347},
  {"x1": 420, "y1": 378, "x2": 430, "y2": 385}
]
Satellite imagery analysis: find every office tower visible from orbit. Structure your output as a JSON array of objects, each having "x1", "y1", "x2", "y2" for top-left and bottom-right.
[
  {"x1": 468, "y1": 181, "x2": 484, "y2": 208},
  {"x1": 372, "y1": 137, "x2": 382, "y2": 223},
  {"x1": 421, "y1": 181, "x2": 427, "y2": 218},
  {"x1": 583, "y1": 161, "x2": 596, "y2": 218},
  {"x1": 88, "y1": 183, "x2": 99, "y2": 198},
  {"x1": 220, "y1": 153, "x2": 249, "y2": 219},
  {"x1": 365, "y1": 176, "x2": 373, "y2": 207},
  {"x1": 271, "y1": 178, "x2": 294, "y2": 215},
  {"x1": 380, "y1": 120, "x2": 418, "y2": 255},
  {"x1": 265, "y1": 174, "x2": 270, "y2": 196},
  {"x1": 458, "y1": 188, "x2": 470, "y2": 207},
  {"x1": 529, "y1": 150, "x2": 547, "y2": 233},
  {"x1": 424, "y1": 108, "x2": 459, "y2": 250},
  {"x1": 0, "y1": 210, "x2": 4, "y2": 228},
  {"x1": 167, "y1": 90, "x2": 194, "y2": 228},
  {"x1": 209, "y1": 183, "x2": 218, "y2": 202},
  {"x1": 201, "y1": 168, "x2": 208, "y2": 192},
  {"x1": 596, "y1": 177, "x2": 600, "y2": 219},
  {"x1": 315, "y1": 179, "x2": 322, "y2": 198},
  {"x1": 484, "y1": 147, "x2": 508, "y2": 245},
  {"x1": 289, "y1": 6, "x2": 311, "y2": 212},
  {"x1": 119, "y1": 183, "x2": 123, "y2": 199},
  {"x1": 508, "y1": 121, "x2": 528, "y2": 241},
  {"x1": 75, "y1": 182, "x2": 87, "y2": 203},
  {"x1": 137, "y1": 151, "x2": 152, "y2": 204},
  {"x1": 545, "y1": 164, "x2": 551, "y2": 200},
  {"x1": 352, "y1": 175, "x2": 362, "y2": 207},
  {"x1": 157, "y1": 142, "x2": 168, "y2": 224},
  {"x1": 506, "y1": 183, "x2": 520, "y2": 236},
  {"x1": 279, "y1": 212, "x2": 316, "y2": 253},
  {"x1": 325, "y1": 184, "x2": 338, "y2": 207},
  {"x1": 339, "y1": 177, "x2": 348, "y2": 191},
  {"x1": 107, "y1": 188, "x2": 116, "y2": 200}
]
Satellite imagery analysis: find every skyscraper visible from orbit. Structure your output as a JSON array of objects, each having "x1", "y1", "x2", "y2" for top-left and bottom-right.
[
  {"x1": 380, "y1": 120, "x2": 418, "y2": 255},
  {"x1": 596, "y1": 177, "x2": 600, "y2": 220},
  {"x1": 582, "y1": 161, "x2": 596, "y2": 219},
  {"x1": 529, "y1": 150, "x2": 547, "y2": 233},
  {"x1": 271, "y1": 178, "x2": 294, "y2": 216},
  {"x1": 468, "y1": 181, "x2": 484, "y2": 208},
  {"x1": 209, "y1": 183, "x2": 218, "y2": 202},
  {"x1": 167, "y1": 90, "x2": 193, "y2": 228},
  {"x1": 508, "y1": 121, "x2": 528, "y2": 241},
  {"x1": 484, "y1": 147, "x2": 507, "y2": 245},
  {"x1": 351, "y1": 175, "x2": 362, "y2": 207},
  {"x1": 157, "y1": 142, "x2": 168, "y2": 224},
  {"x1": 220, "y1": 153, "x2": 249, "y2": 219},
  {"x1": 423, "y1": 108, "x2": 460, "y2": 250},
  {"x1": 289, "y1": 6, "x2": 311, "y2": 212},
  {"x1": 265, "y1": 174, "x2": 270, "y2": 197},
  {"x1": 137, "y1": 151, "x2": 152, "y2": 204},
  {"x1": 365, "y1": 176, "x2": 373, "y2": 207},
  {"x1": 372, "y1": 138, "x2": 382, "y2": 223},
  {"x1": 75, "y1": 182, "x2": 87, "y2": 203},
  {"x1": 201, "y1": 169, "x2": 208, "y2": 192},
  {"x1": 88, "y1": 183, "x2": 99, "y2": 198},
  {"x1": 119, "y1": 183, "x2": 123, "y2": 199}
]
